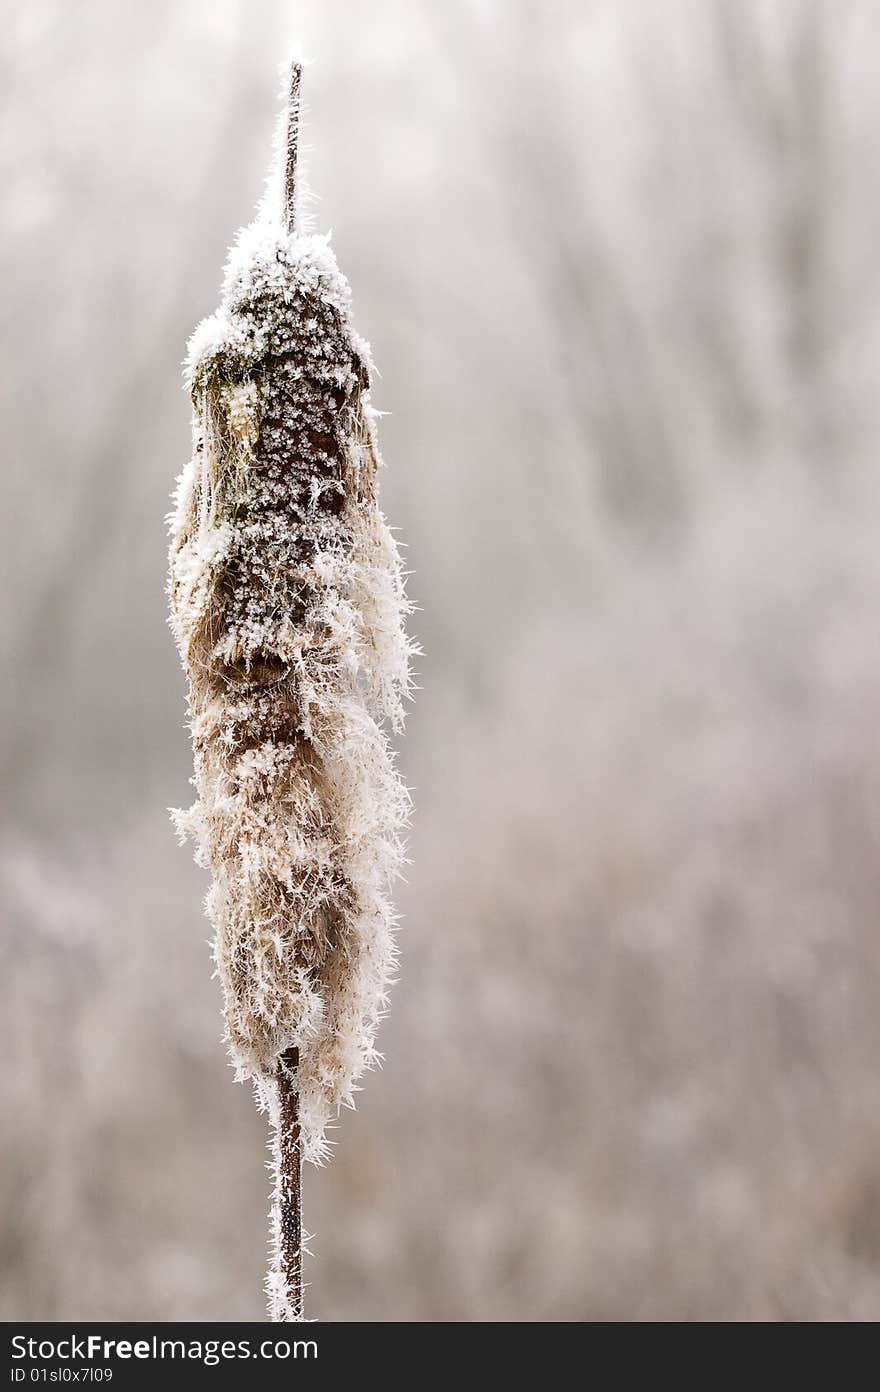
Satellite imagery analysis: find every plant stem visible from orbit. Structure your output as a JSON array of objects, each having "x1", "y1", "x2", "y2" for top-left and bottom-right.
[
  {"x1": 272, "y1": 63, "x2": 303, "y2": 1323},
  {"x1": 284, "y1": 63, "x2": 302, "y2": 235},
  {"x1": 275, "y1": 1045, "x2": 303, "y2": 1320}
]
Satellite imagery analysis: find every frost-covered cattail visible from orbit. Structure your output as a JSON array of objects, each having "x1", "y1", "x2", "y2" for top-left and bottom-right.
[{"x1": 167, "y1": 62, "x2": 413, "y2": 1321}]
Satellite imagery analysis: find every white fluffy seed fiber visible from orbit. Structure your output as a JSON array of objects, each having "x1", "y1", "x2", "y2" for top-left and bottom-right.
[{"x1": 168, "y1": 207, "x2": 414, "y2": 1163}]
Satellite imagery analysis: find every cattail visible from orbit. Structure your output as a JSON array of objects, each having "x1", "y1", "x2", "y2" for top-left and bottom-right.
[{"x1": 167, "y1": 61, "x2": 413, "y2": 1321}]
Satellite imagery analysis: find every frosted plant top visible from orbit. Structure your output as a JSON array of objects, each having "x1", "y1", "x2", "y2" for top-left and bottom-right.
[{"x1": 185, "y1": 219, "x2": 371, "y2": 386}]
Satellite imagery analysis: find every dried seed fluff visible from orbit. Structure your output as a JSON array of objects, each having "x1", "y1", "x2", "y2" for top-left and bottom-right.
[{"x1": 168, "y1": 208, "x2": 414, "y2": 1163}]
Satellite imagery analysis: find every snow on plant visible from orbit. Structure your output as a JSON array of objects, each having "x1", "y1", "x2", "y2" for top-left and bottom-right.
[{"x1": 167, "y1": 61, "x2": 414, "y2": 1320}]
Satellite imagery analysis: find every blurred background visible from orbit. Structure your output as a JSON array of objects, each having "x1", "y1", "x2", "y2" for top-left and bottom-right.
[{"x1": 4, "y1": 0, "x2": 880, "y2": 1321}]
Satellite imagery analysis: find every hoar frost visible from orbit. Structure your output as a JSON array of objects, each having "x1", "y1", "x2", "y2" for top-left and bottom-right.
[{"x1": 168, "y1": 205, "x2": 414, "y2": 1164}]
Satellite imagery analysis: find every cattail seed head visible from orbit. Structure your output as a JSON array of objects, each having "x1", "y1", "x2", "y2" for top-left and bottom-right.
[{"x1": 168, "y1": 71, "x2": 414, "y2": 1162}]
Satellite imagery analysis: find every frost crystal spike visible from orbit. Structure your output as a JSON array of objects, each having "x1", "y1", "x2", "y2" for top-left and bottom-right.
[{"x1": 167, "y1": 61, "x2": 413, "y2": 1321}]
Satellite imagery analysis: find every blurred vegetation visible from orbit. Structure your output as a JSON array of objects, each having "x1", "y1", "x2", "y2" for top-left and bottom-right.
[{"x1": 4, "y1": 0, "x2": 880, "y2": 1319}]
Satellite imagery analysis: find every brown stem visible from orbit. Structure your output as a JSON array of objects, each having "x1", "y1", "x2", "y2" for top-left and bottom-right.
[
  {"x1": 276, "y1": 1045, "x2": 303, "y2": 1319},
  {"x1": 272, "y1": 64, "x2": 303, "y2": 1322},
  {"x1": 284, "y1": 63, "x2": 302, "y2": 235}
]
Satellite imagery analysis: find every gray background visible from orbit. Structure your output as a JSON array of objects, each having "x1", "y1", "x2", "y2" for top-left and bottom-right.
[{"x1": 4, "y1": 0, "x2": 880, "y2": 1320}]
